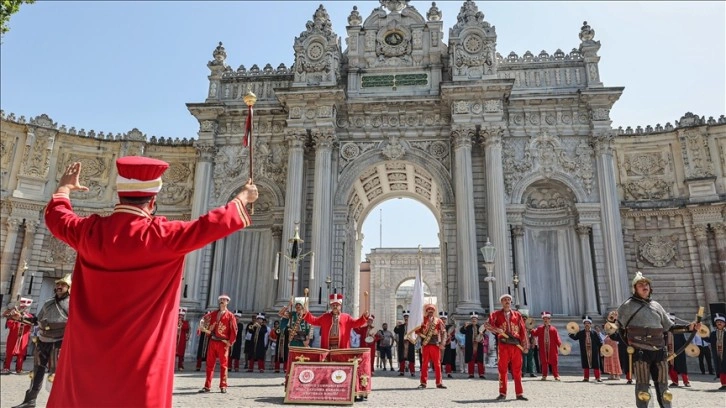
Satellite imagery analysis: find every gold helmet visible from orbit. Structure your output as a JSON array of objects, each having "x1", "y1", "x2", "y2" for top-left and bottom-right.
[
  {"x1": 631, "y1": 271, "x2": 651, "y2": 294},
  {"x1": 55, "y1": 274, "x2": 72, "y2": 293}
]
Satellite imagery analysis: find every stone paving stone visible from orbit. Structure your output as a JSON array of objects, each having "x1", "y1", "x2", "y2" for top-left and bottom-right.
[{"x1": 1, "y1": 361, "x2": 724, "y2": 407}]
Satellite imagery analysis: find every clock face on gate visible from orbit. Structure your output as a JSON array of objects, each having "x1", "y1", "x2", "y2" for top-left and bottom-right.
[
  {"x1": 384, "y1": 31, "x2": 404, "y2": 46},
  {"x1": 307, "y1": 42, "x2": 324, "y2": 60},
  {"x1": 463, "y1": 34, "x2": 483, "y2": 53}
]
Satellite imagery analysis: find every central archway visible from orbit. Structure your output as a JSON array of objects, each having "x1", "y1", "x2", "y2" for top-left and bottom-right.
[{"x1": 332, "y1": 152, "x2": 456, "y2": 316}]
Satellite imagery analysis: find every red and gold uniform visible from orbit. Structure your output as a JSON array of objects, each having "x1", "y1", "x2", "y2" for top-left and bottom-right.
[
  {"x1": 202, "y1": 302, "x2": 238, "y2": 390},
  {"x1": 176, "y1": 308, "x2": 191, "y2": 371},
  {"x1": 2, "y1": 298, "x2": 33, "y2": 373},
  {"x1": 414, "y1": 304, "x2": 447, "y2": 388},
  {"x1": 531, "y1": 311, "x2": 561, "y2": 379},
  {"x1": 488, "y1": 295, "x2": 529, "y2": 399},
  {"x1": 303, "y1": 294, "x2": 368, "y2": 350},
  {"x1": 44, "y1": 157, "x2": 253, "y2": 408}
]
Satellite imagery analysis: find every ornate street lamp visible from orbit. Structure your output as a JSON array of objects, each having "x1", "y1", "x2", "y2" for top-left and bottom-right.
[{"x1": 480, "y1": 237, "x2": 497, "y2": 367}]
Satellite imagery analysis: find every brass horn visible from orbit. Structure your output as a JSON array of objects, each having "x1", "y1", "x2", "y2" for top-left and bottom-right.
[{"x1": 566, "y1": 321, "x2": 579, "y2": 334}]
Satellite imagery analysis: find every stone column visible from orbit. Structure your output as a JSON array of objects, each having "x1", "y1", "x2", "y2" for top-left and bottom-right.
[
  {"x1": 713, "y1": 223, "x2": 726, "y2": 296},
  {"x1": 576, "y1": 224, "x2": 599, "y2": 316},
  {"x1": 310, "y1": 128, "x2": 335, "y2": 312},
  {"x1": 451, "y1": 127, "x2": 481, "y2": 313},
  {"x1": 482, "y1": 127, "x2": 511, "y2": 298},
  {"x1": 276, "y1": 130, "x2": 307, "y2": 307},
  {"x1": 593, "y1": 134, "x2": 629, "y2": 307},
  {"x1": 10, "y1": 220, "x2": 38, "y2": 301},
  {"x1": 183, "y1": 143, "x2": 216, "y2": 306},
  {"x1": 693, "y1": 224, "x2": 719, "y2": 310},
  {"x1": 0, "y1": 218, "x2": 22, "y2": 295},
  {"x1": 511, "y1": 225, "x2": 528, "y2": 308}
]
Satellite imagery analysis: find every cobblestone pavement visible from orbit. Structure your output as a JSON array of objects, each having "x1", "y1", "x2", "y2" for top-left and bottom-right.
[{"x1": 1, "y1": 362, "x2": 724, "y2": 407}]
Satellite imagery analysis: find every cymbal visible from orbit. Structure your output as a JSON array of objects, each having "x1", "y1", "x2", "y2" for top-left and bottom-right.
[
  {"x1": 566, "y1": 321, "x2": 579, "y2": 334},
  {"x1": 525, "y1": 317, "x2": 535, "y2": 330},
  {"x1": 559, "y1": 343, "x2": 571, "y2": 355},
  {"x1": 600, "y1": 344, "x2": 614, "y2": 357},
  {"x1": 685, "y1": 343, "x2": 700, "y2": 358},
  {"x1": 697, "y1": 325, "x2": 710, "y2": 338},
  {"x1": 604, "y1": 321, "x2": 618, "y2": 335}
]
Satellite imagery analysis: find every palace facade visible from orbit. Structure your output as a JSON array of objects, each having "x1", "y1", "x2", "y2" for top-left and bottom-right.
[{"x1": 1, "y1": 1, "x2": 725, "y2": 352}]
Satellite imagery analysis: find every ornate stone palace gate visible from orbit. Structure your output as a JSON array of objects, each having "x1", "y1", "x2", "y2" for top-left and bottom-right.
[{"x1": 1, "y1": 1, "x2": 725, "y2": 353}]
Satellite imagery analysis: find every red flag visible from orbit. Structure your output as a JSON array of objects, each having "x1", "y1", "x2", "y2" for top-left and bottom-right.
[{"x1": 243, "y1": 105, "x2": 253, "y2": 147}]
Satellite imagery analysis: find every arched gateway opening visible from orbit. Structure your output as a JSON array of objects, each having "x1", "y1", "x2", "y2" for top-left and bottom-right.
[{"x1": 334, "y1": 157, "x2": 454, "y2": 318}]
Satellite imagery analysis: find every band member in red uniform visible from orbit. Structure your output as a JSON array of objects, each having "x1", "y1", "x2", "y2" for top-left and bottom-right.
[
  {"x1": 487, "y1": 293, "x2": 529, "y2": 401},
  {"x1": 414, "y1": 304, "x2": 448, "y2": 389},
  {"x1": 531, "y1": 311, "x2": 561, "y2": 381},
  {"x1": 176, "y1": 307, "x2": 190, "y2": 371},
  {"x1": 2, "y1": 297, "x2": 34, "y2": 374},
  {"x1": 199, "y1": 295, "x2": 238, "y2": 393},
  {"x1": 355, "y1": 315, "x2": 377, "y2": 373},
  {"x1": 460, "y1": 312, "x2": 486, "y2": 379},
  {"x1": 302, "y1": 294, "x2": 369, "y2": 349},
  {"x1": 44, "y1": 158, "x2": 257, "y2": 407}
]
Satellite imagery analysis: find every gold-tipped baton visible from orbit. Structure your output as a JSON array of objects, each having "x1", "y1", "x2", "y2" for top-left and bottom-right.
[{"x1": 243, "y1": 90, "x2": 257, "y2": 215}]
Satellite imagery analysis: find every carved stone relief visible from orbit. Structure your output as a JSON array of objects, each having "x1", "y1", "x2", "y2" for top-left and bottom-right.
[
  {"x1": 56, "y1": 152, "x2": 113, "y2": 201},
  {"x1": 46, "y1": 235, "x2": 77, "y2": 264},
  {"x1": 157, "y1": 162, "x2": 194, "y2": 206},
  {"x1": 621, "y1": 152, "x2": 672, "y2": 201},
  {"x1": 635, "y1": 234, "x2": 683, "y2": 268},
  {"x1": 21, "y1": 128, "x2": 55, "y2": 179},
  {"x1": 213, "y1": 139, "x2": 286, "y2": 199},
  {"x1": 501, "y1": 132, "x2": 593, "y2": 197},
  {"x1": 680, "y1": 129, "x2": 715, "y2": 178}
]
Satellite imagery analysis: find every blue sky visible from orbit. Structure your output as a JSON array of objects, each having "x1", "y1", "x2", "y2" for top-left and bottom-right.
[{"x1": 2, "y1": 1, "x2": 724, "y2": 257}]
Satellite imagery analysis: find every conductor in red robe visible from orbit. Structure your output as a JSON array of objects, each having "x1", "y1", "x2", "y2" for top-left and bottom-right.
[
  {"x1": 176, "y1": 307, "x2": 191, "y2": 371},
  {"x1": 302, "y1": 294, "x2": 369, "y2": 349},
  {"x1": 44, "y1": 158, "x2": 258, "y2": 408},
  {"x1": 530, "y1": 311, "x2": 562, "y2": 381},
  {"x1": 2, "y1": 297, "x2": 34, "y2": 374}
]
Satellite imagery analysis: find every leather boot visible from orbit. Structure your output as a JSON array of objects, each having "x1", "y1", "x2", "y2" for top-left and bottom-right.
[{"x1": 11, "y1": 389, "x2": 38, "y2": 408}]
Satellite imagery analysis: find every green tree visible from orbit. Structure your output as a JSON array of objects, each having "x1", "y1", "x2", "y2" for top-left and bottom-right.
[{"x1": 1, "y1": 0, "x2": 34, "y2": 36}]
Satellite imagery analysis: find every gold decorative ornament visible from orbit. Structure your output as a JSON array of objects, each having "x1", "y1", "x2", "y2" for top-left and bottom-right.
[
  {"x1": 637, "y1": 391, "x2": 651, "y2": 401},
  {"x1": 627, "y1": 346, "x2": 635, "y2": 354},
  {"x1": 662, "y1": 391, "x2": 673, "y2": 403}
]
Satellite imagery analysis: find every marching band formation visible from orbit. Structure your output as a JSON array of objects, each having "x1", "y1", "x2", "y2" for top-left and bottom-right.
[{"x1": 1, "y1": 156, "x2": 723, "y2": 408}]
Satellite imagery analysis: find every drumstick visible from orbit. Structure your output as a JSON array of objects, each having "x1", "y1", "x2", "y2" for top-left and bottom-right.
[{"x1": 364, "y1": 291, "x2": 369, "y2": 314}]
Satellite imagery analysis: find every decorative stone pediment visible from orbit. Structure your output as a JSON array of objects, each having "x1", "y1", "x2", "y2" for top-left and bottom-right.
[
  {"x1": 448, "y1": 0, "x2": 497, "y2": 80},
  {"x1": 293, "y1": 5, "x2": 341, "y2": 87},
  {"x1": 503, "y1": 131, "x2": 594, "y2": 198}
]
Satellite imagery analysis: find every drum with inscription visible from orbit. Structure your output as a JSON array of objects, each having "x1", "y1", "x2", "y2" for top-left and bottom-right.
[
  {"x1": 285, "y1": 346, "x2": 329, "y2": 389},
  {"x1": 328, "y1": 348, "x2": 372, "y2": 398}
]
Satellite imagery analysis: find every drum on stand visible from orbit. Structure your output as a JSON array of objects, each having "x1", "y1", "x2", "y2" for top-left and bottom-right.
[
  {"x1": 285, "y1": 346, "x2": 329, "y2": 390},
  {"x1": 328, "y1": 348, "x2": 372, "y2": 398}
]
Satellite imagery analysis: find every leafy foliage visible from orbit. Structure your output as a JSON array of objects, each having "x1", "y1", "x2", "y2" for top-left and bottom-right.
[{"x1": 1, "y1": 0, "x2": 34, "y2": 36}]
